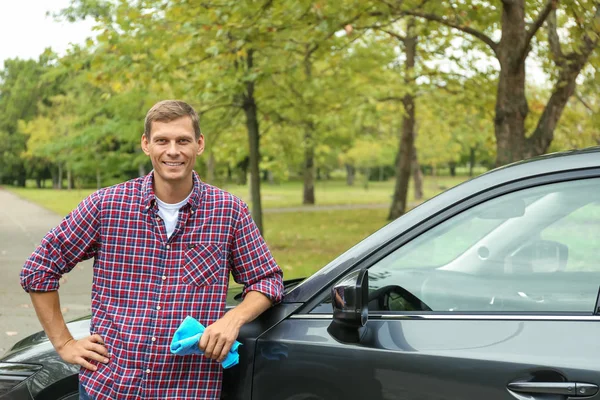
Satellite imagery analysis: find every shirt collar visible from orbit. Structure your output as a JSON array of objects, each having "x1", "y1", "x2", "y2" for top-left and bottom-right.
[{"x1": 141, "y1": 171, "x2": 204, "y2": 213}]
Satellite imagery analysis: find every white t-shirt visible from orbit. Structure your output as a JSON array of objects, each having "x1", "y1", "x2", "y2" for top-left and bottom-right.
[{"x1": 156, "y1": 193, "x2": 191, "y2": 239}]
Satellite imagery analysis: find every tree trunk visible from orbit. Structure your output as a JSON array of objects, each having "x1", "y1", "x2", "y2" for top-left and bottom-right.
[
  {"x1": 404, "y1": 2, "x2": 599, "y2": 167},
  {"x1": 242, "y1": 50, "x2": 264, "y2": 234},
  {"x1": 302, "y1": 54, "x2": 316, "y2": 205},
  {"x1": 526, "y1": 14, "x2": 598, "y2": 157},
  {"x1": 57, "y1": 164, "x2": 63, "y2": 190},
  {"x1": 494, "y1": 1, "x2": 528, "y2": 166},
  {"x1": 35, "y1": 177, "x2": 42, "y2": 189},
  {"x1": 388, "y1": 22, "x2": 417, "y2": 221},
  {"x1": 412, "y1": 145, "x2": 423, "y2": 201},
  {"x1": 303, "y1": 127, "x2": 316, "y2": 205},
  {"x1": 16, "y1": 164, "x2": 26, "y2": 187},
  {"x1": 469, "y1": 147, "x2": 476, "y2": 177},
  {"x1": 51, "y1": 168, "x2": 57, "y2": 189},
  {"x1": 494, "y1": 1, "x2": 598, "y2": 165},
  {"x1": 345, "y1": 164, "x2": 355, "y2": 186},
  {"x1": 236, "y1": 157, "x2": 249, "y2": 185},
  {"x1": 449, "y1": 162, "x2": 457, "y2": 177},
  {"x1": 67, "y1": 168, "x2": 73, "y2": 190}
]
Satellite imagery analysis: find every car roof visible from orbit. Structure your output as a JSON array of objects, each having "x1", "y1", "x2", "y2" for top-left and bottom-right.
[{"x1": 283, "y1": 146, "x2": 600, "y2": 303}]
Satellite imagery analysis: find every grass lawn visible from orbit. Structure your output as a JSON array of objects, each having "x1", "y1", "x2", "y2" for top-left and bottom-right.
[
  {"x1": 8, "y1": 188, "x2": 96, "y2": 217},
  {"x1": 7, "y1": 176, "x2": 471, "y2": 279},
  {"x1": 264, "y1": 208, "x2": 390, "y2": 280},
  {"x1": 9, "y1": 175, "x2": 469, "y2": 216},
  {"x1": 222, "y1": 175, "x2": 468, "y2": 209}
]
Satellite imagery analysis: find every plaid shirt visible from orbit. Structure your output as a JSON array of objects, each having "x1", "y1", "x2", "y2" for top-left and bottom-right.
[{"x1": 21, "y1": 171, "x2": 284, "y2": 400}]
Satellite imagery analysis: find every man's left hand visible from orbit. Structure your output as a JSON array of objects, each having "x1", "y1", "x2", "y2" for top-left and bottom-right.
[
  {"x1": 199, "y1": 291, "x2": 273, "y2": 363},
  {"x1": 199, "y1": 314, "x2": 241, "y2": 363}
]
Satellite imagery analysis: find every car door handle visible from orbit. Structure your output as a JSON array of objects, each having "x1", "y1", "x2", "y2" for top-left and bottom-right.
[{"x1": 507, "y1": 382, "x2": 598, "y2": 397}]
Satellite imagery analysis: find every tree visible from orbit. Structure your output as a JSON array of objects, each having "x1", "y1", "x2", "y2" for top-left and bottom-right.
[
  {"x1": 353, "y1": 13, "x2": 455, "y2": 219},
  {"x1": 393, "y1": 0, "x2": 600, "y2": 165},
  {"x1": 0, "y1": 56, "x2": 58, "y2": 185},
  {"x1": 264, "y1": 1, "x2": 374, "y2": 205},
  {"x1": 59, "y1": 0, "x2": 272, "y2": 231},
  {"x1": 386, "y1": 18, "x2": 419, "y2": 220}
]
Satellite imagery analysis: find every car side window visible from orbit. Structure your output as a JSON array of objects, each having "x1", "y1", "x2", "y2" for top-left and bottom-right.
[{"x1": 317, "y1": 178, "x2": 600, "y2": 314}]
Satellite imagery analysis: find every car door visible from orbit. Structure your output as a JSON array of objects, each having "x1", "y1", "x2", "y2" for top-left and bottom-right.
[{"x1": 251, "y1": 171, "x2": 600, "y2": 400}]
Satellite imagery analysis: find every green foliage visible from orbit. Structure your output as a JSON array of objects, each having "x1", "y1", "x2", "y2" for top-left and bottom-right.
[
  {"x1": 0, "y1": 55, "x2": 61, "y2": 185},
  {"x1": 417, "y1": 83, "x2": 496, "y2": 167},
  {"x1": 550, "y1": 97, "x2": 600, "y2": 150},
  {"x1": 1, "y1": 0, "x2": 598, "y2": 193}
]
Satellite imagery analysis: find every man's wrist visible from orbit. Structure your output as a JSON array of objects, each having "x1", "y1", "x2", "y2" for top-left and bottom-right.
[
  {"x1": 55, "y1": 336, "x2": 75, "y2": 352},
  {"x1": 223, "y1": 309, "x2": 246, "y2": 329}
]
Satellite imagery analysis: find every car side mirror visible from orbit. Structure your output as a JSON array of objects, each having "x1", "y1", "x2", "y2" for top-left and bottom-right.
[{"x1": 327, "y1": 269, "x2": 369, "y2": 343}]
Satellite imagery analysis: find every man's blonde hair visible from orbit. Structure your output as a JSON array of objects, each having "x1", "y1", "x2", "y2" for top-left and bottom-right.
[{"x1": 144, "y1": 100, "x2": 201, "y2": 139}]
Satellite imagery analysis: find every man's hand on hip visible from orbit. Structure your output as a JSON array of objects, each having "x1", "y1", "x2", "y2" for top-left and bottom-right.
[{"x1": 57, "y1": 334, "x2": 110, "y2": 371}]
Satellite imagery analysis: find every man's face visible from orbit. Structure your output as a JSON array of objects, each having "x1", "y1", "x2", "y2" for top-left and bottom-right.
[{"x1": 141, "y1": 116, "x2": 204, "y2": 187}]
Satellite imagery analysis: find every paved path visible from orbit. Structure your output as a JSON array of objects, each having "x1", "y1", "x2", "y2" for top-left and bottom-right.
[{"x1": 0, "y1": 189, "x2": 93, "y2": 354}]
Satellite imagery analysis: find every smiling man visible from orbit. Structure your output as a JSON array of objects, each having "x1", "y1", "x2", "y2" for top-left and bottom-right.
[{"x1": 20, "y1": 100, "x2": 284, "y2": 400}]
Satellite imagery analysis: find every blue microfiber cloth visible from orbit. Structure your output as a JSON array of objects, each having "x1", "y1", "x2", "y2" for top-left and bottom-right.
[{"x1": 170, "y1": 316, "x2": 241, "y2": 369}]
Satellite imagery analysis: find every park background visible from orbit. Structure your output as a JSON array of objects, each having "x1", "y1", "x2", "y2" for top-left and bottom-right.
[{"x1": 1, "y1": 0, "x2": 600, "y2": 346}]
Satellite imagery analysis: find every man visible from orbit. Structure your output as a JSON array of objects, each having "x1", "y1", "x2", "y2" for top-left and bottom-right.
[{"x1": 20, "y1": 100, "x2": 284, "y2": 399}]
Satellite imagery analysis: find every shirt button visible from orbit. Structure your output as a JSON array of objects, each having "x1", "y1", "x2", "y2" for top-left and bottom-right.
[
  {"x1": 166, "y1": 245, "x2": 170, "y2": 249},
  {"x1": 151, "y1": 337, "x2": 157, "y2": 342},
  {"x1": 162, "y1": 275, "x2": 167, "y2": 281},
  {"x1": 157, "y1": 305, "x2": 161, "y2": 311},
  {"x1": 191, "y1": 210, "x2": 195, "y2": 214},
  {"x1": 146, "y1": 369, "x2": 151, "y2": 374},
  {"x1": 156, "y1": 216, "x2": 161, "y2": 221}
]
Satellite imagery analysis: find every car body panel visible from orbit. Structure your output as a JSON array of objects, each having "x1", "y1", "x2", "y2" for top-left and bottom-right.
[{"x1": 254, "y1": 317, "x2": 600, "y2": 399}]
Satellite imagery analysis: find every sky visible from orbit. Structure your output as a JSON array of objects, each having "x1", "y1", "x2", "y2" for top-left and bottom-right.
[{"x1": 0, "y1": 0, "x2": 95, "y2": 68}]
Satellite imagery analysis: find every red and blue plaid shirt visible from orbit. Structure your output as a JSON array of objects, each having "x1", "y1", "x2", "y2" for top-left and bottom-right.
[{"x1": 21, "y1": 171, "x2": 284, "y2": 399}]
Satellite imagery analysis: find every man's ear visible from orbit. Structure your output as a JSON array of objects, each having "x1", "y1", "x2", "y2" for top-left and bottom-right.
[
  {"x1": 141, "y1": 134, "x2": 150, "y2": 155},
  {"x1": 197, "y1": 134, "x2": 205, "y2": 156}
]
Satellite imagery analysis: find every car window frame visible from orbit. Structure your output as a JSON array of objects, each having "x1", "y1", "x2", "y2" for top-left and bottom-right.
[{"x1": 298, "y1": 168, "x2": 600, "y2": 317}]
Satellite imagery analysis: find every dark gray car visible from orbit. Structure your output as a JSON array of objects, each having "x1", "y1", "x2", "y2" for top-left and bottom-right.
[{"x1": 3, "y1": 147, "x2": 600, "y2": 400}]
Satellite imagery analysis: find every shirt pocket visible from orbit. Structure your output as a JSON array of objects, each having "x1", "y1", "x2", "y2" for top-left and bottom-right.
[{"x1": 181, "y1": 243, "x2": 223, "y2": 287}]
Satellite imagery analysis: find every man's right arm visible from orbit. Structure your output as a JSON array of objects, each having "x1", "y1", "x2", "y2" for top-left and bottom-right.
[
  {"x1": 30, "y1": 291, "x2": 109, "y2": 371},
  {"x1": 22, "y1": 190, "x2": 108, "y2": 370}
]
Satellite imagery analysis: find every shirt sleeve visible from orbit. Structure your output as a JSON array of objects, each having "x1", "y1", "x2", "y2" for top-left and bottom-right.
[
  {"x1": 20, "y1": 189, "x2": 103, "y2": 293},
  {"x1": 229, "y1": 203, "x2": 284, "y2": 304}
]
